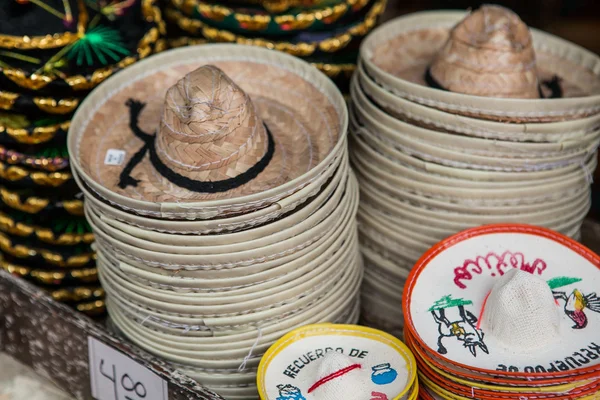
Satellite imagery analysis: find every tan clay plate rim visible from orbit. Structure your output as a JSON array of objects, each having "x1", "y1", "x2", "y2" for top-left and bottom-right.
[
  {"x1": 69, "y1": 44, "x2": 348, "y2": 218},
  {"x1": 90, "y1": 159, "x2": 349, "y2": 247},
  {"x1": 356, "y1": 65, "x2": 600, "y2": 142},
  {"x1": 351, "y1": 75, "x2": 600, "y2": 153},
  {"x1": 88, "y1": 180, "x2": 358, "y2": 266},
  {"x1": 350, "y1": 101, "x2": 600, "y2": 171},
  {"x1": 350, "y1": 127, "x2": 598, "y2": 187},
  {"x1": 73, "y1": 151, "x2": 345, "y2": 234},
  {"x1": 360, "y1": 10, "x2": 600, "y2": 119}
]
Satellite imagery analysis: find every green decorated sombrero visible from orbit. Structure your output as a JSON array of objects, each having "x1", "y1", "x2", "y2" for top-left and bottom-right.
[
  {"x1": 0, "y1": 185, "x2": 83, "y2": 216},
  {"x1": 171, "y1": 0, "x2": 370, "y2": 36},
  {"x1": 0, "y1": 0, "x2": 165, "y2": 97},
  {"x1": 165, "y1": 0, "x2": 384, "y2": 58}
]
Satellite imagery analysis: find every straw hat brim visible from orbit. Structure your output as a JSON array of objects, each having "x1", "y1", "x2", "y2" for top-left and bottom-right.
[
  {"x1": 402, "y1": 224, "x2": 600, "y2": 378},
  {"x1": 360, "y1": 11, "x2": 600, "y2": 122},
  {"x1": 356, "y1": 65, "x2": 600, "y2": 143},
  {"x1": 68, "y1": 44, "x2": 347, "y2": 218}
]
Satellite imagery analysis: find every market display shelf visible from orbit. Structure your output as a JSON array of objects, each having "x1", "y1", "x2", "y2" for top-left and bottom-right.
[{"x1": 0, "y1": 268, "x2": 224, "y2": 400}]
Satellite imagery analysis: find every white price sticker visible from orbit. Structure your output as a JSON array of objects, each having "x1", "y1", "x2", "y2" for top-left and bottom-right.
[
  {"x1": 88, "y1": 336, "x2": 168, "y2": 400},
  {"x1": 104, "y1": 149, "x2": 126, "y2": 166}
]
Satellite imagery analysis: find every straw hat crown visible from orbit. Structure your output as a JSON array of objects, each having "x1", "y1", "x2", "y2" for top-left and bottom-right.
[
  {"x1": 312, "y1": 352, "x2": 369, "y2": 399},
  {"x1": 429, "y1": 5, "x2": 540, "y2": 99},
  {"x1": 482, "y1": 269, "x2": 561, "y2": 351},
  {"x1": 156, "y1": 65, "x2": 269, "y2": 175}
]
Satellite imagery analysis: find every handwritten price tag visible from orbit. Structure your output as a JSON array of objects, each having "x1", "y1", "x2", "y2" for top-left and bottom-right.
[{"x1": 88, "y1": 336, "x2": 168, "y2": 400}]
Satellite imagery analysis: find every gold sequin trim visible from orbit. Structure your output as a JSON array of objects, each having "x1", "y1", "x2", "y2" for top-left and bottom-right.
[
  {"x1": 0, "y1": 163, "x2": 72, "y2": 187},
  {"x1": 166, "y1": 36, "x2": 356, "y2": 77},
  {"x1": 0, "y1": 232, "x2": 96, "y2": 268},
  {"x1": 0, "y1": 0, "x2": 164, "y2": 91},
  {"x1": 51, "y1": 287, "x2": 105, "y2": 302},
  {"x1": 0, "y1": 92, "x2": 19, "y2": 110},
  {"x1": 0, "y1": 0, "x2": 87, "y2": 50},
  {"x1": 0, "y1": 120, "x2": 70, "y2": 145},
  {"x1": 0, "y1": 187, "x2": 84, "y2": 215},
  {"x1": 77, "y1": 299, "x2": 106, "y2": 315},
  {"x1": 0, "y1": 32, "x2": 80, "y2": 50},
  {"x1": 1, "y1": 261, "x2": 98, "y2": 285},
  {"x1": 165, "y1": 0, "x2": 385, "y2": 57},
  {"x1": 0, "y1": 91, "x2": 79, "y2": 114},
  {"x1": 174, "y1": 0, "x2": 367, "y2": 32},
  {"x1": 0, "y1": 211, "x2": 93, "y2": 245}
]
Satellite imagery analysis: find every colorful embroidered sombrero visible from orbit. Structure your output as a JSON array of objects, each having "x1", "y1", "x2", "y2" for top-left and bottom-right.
[
  {"x1": 68, "y1": 44, "x2": 347, "y2": 218},
  {"x1": 402, "y1": 224, "x2": 600, "y2": 379},
  {"x1": 257, "y1": 324, "x2": 418, "y2": 400},
  {"x1": 0, "y1": 0, "x2": 165, "y2": 97},
  {"x1": 360, "y1": 5, "x2": 600, "y2": 122},
  {"x1": 165, "y1": 0, "x2": 384, "y2": 58},
  {"x1": 171, "y1": 0, "x2": 371, "y2": 36}
]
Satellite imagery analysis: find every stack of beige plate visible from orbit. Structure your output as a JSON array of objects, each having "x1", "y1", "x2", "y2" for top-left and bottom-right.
[
  {"x1": 350, "y1": 5, "x2": 600, "y2": 336},
  {"x1": 67, "y1": 44, "x2": 361, "y2": 399}
]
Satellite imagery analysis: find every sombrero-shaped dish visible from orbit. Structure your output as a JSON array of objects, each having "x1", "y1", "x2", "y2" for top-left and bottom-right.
[
  {"x1": 360, "y1": 5, "x2": 600, "y2": 122},
  {"x1": 68, "y1": 44, "x2": 348, "y2": 219},
  {"x1": 402, "y1": 224, "x2": 600, "y2": 380},
  {"x1": 171, "y1": 0, "x2": 371, "y2": 36},
  {"x1": 257, "y1": 323, "x2": 418, "y2": 400},
  {"x1": 0, "y1": 0, "x2": 165, "y2": 97}
]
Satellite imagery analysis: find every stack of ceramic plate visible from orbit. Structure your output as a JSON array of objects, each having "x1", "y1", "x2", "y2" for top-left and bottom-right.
[
  {"x1": 68, "y1": 44, "x2": 361, "y2": 398},
  {"x1": 0, "y1": 0, "x2": 165, "y2": 317},
  {"x1": 162, "y1": 0, "x2": 387, "y2": 94},
  {"x1": 403, "y1": 224, "x2": 600, "y2": 400},
  {"x1": 257, "y1": 323, "x2": 418, "y2": 400},
  {"x1": 349, "y1": 5, "x2": 600, "y2": 335}
]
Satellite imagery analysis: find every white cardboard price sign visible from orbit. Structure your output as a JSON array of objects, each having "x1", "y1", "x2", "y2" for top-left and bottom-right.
[{"x1": 88, "y1": 336, "x2": 168, "y2": 400}]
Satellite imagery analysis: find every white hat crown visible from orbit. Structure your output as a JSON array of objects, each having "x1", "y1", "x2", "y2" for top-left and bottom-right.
[{"x1": 482, "y1": 269, "x2": 561, "y2": 351}]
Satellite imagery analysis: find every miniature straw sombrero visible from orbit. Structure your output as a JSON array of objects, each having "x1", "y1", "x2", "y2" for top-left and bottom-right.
[
  {"x1": 257, "y1": 324, "x2": 417, "y2": 400},
  {"x1": 68, "y1": 44, "x2": 347, "y2": 219},
  {"x1": 360, "y1": 5, "x2": 600, "y2": 122},
  {"x1": 403, "y1": 224, "x2": 600, "y2": 378}
]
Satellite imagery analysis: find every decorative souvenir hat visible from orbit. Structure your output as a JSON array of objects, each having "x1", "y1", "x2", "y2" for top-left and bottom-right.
[
  {"x1": 0, "y1": 0, "x2": 165, "y2": 97},
  {"x1": 165, "y1": 0, "x2": 385, "y2": 58},
  {"x1": 360, "y1": 5, "x2": 600, "y2": 122},
  {"x1": 171, "y1": 0, "x2": 371, "y2": 36},
  {"x1": 68, "y1": 44, "x2": 347, "y2": 218},
  {"x1": 403, "y1": 224, "x2": 600, "y2": 380},
  {"x1": 257, "y1": 324, "x2": 417, "y2": 400}
]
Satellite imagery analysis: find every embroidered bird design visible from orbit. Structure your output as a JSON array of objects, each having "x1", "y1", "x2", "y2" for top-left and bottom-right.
[{"x1": 554, "y1": 289, "x2": 600, "y2": 329}]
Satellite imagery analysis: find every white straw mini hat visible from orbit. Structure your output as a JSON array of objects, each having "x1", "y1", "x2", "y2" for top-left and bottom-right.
[
  {"x1": 257, "y1": 324, "x2": 418, "y2": 400},
  {"x1": 360, "y1": 5, "x2": 600, "y2": 122},
  {"x1": 403, "y1": 224, "x2": 600, "y2": 376}
]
